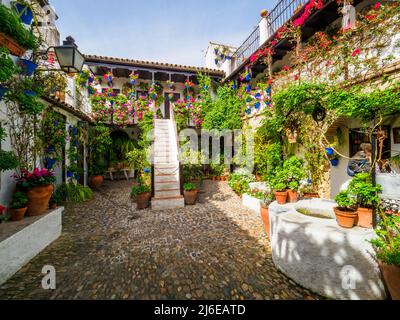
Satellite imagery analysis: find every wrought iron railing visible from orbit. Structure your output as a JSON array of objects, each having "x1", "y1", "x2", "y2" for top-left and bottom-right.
[{"x1": 232, "y1": 0, "x2": 307, "y2": 67}]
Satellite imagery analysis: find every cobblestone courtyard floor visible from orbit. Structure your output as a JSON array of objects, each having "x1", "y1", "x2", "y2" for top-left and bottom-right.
[{"x1": 0, "y1": 180, "x2": 319, "y2": 300}]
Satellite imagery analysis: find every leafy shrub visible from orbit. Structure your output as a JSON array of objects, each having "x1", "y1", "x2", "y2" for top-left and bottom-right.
[
  {"x1": 55, "y1": 183, "x2": 93, "y2": 203},
  {"x1": 9, "y1": 192, "x2": 28, "y2": 209},
  {"x1": 228, "y1": 172, "x2": 255, "y2": 195},
  {"x1": 0, "y1": 149, "x2": 19, "y2": 172},
  {"x1": 183, "y1": 183, "x2": 197, "y2": 191},
  {"x1": 348, "y1": 173, "x2": 382, "y2": 208},
  {"x1": 0, "y1": 47, "x2": 16, "y2": 82},
  {"x1": 370, "y1": 214, "x2": 400, "y2": 266},
  {"x1": 335, "y1": 191, "x2": 357, "y2": 211},
  {"x1": 0, "y1": 4, "x2": 37, "y2": 49}
]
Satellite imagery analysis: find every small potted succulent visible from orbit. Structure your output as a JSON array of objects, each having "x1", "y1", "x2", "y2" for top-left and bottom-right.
[
  {"x1": 370, "y1": 213, "x2": 400, "y2": 300},
  {"x1": 334, "y1": 191, "x2": 358, "y2": 228},
  {"x1": 260, "y1": 193, "x2": 275, "y2": 238},
  {"x1": 7, "y1": 192, "x2": 28, "y2": 221},
  {"x1": 184, "y1": 183, "x2": 198, "y2": 205},
  {"x1": 131, "y1": 184, "x2": 151, "y2": 210},
  {"x1": 348, "y1": 173, "x2": 382, "y2": 229}
]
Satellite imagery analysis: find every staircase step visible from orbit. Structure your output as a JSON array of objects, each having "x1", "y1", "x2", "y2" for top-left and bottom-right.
[
  {"x1": 155, "y1": 189, "x2": 181, "y2": 198},
  {"x1": 155, "y1": 183, "x2": 180, "y2": 191},
  {"x1": 151, "y1": 196, "x2": 185, "y2": 211}
]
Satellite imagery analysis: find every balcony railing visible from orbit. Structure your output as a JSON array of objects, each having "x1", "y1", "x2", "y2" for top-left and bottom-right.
[{"x1": 232, "y1": 0, "x2": 307, "y2": 67}]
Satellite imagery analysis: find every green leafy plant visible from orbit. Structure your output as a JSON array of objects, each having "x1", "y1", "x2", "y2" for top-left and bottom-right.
[
  {"x1": 348, "y1": 173, "x2": 382, "y2": 208},
  {"x1": 131, "y1": 185, "x2": 150, "y2": 198},
  {"x1": 0, "y1": 47, "x2": 17, "y2": 83},
  {"x1": 0, "y1": 127, "x2": 19, "y2": 171},
  {"x1": 283, "y1": 156, "x2": 307, "y2": 191},
  {"x1": 335, "y1": 191, "x2": 357, "y2": 211},
  {"x1": 55, "y1": 183, "x2": 93, "y2": 203},
  {"x1": 9, "y1": 192, "x2": 28, "y2": 209},
  {"x1": 0, "y1": 4, "x2": 37, "y2": 50},
  {"x1": 126, "y1": 148, "x2": 149, "y2": 174},
  {"x1": 228, "y1": 172, "x2": 255, "y2": 195},
  {"x1": 183, "y1": 183, "x2": 197, "y2": 192},
  {"x1": 370, "y1": 213, "x2": 400, "y2": 266}
]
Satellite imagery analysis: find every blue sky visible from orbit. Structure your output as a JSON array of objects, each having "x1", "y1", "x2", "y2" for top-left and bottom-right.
[{"x1": 50, "y1": 0, "x2": 278, "y2": 67}]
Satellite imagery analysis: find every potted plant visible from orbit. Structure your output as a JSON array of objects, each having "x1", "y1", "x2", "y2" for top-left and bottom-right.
[
  {"x1": 334, "y1": 191, "x2": 358, "y2": 228},
  {"x1": 370, "y1": 213, "x2": 400, "y2": 300},
  {"x1": 284, "y1": 156, "x2": 306, "y2": 203},
  {"x1": 348, "y1": 173, "x2": 382, "y2": 229},
  {"x1": 0, "y1": 205, "x2": 9, "y2": 224},
  {"x1": 273, "y1": 182, "x2": 288, "y2": 205},
  {"x1": 131, "y1": 184, "x2": 151, "y2": 210},
  {"x1": 7, "y1": 191, "x2": 28, "y2": 221},
  {"x1": 49, "y1": 191, "x2": 62, "y2": 210},
  {"x1": 184, "y1": 183, "x2": 198, "y2": 205},
  {"x1": 288, "y1": 181, "x2": 300, "y2": 203},
  {"x1": 14, "y1": 168, "x2": 56, "y2": 216},
  {"x1": 88, "y1": 165, "x2": 105, "y2": 189},
  {"x1": 260, "y1": 193, "x2": 274, "y2": 238}
]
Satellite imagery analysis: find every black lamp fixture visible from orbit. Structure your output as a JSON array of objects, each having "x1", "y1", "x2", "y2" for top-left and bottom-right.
[{"x1": 53, "y1": 36, "x2": 85, "y2": 74}]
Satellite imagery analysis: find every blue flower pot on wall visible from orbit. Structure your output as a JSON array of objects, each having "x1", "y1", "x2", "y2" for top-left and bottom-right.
[
  {"x1": 24, "y1": 90, "x2": 37, "y2": 96},
  {"x1": 325, "y1": 147, "x2": 334, "y2": 156},
  {"x1": 254, "y1": 102, "x2": 261, "y2": 110},
  {"x1": 19, "y1": 59, "x2": 38, "y2": 76},
  {"x1": 14, "y1": 3, "x2": 34, "y2": 25},
  {"x1": 0, "y1": 86, "x2": 8, "y2": 101},
  {"x1": 330, "y1": 159, "x2": 339, "y2": 167},
  {"x1": 67, "y1": 171, "x2": 74, "y2": 178},
  {"x1": 45, "y1": 158, "x2": 57, "y2": 170}
]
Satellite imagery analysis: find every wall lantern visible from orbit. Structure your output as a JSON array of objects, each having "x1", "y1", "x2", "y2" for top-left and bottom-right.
[{"x1": 53, "y1": 36, "x2": 85, "y2": 74}]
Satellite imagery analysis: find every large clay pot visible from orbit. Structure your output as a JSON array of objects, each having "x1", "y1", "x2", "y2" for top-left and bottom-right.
[
  {"x1": 274, "y1": 191, "x2": 288, "y2": 205},
  {"x1": 287, "y1": 190, "x2": 298, "y2": 203},
  {"x1": 136, "y1": 192, "x2": 150, "y2": 210},
  {"x1": 357, "y1": 207, "x2": 373, "y2": 229},
  {"x1": 379, "y1": 262, "x2": 400, "y2": 300},
  {"x1": 184, "y1": 190, "x2": 198, "y2": 205},
  {"x1": 89, "y1": 175, "x2": 104, "y2": 189},
  {"x1": 26, "y1": 185, "x2": 54, "y2": 217},
  {"x1": 8, "y1": 207, "x2": 28, "y2": 221},
  {"x1": 334, "y1": 207, "x2": 358, "y2": 229},
  {"x1": 260, "y1": 206, "x2": 270, "y2": 238}
]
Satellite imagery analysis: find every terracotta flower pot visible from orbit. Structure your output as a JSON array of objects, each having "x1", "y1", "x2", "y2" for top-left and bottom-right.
[
  {"x1": 89, "y1": 175, "x2": 104, "y2": 189},
  {"x1": 136, "y1": 192, "x2": 150, "y2": 210},
  {"x1": 357, "y1": 207, "x2": 373, "y2": 229},
  {"x1": 274, "y1": 191, "x2": 288, "y2": 205},
  {"x1": 287, "y1": 190, "x2": 298, "y2": 203},
  {"x1": 379, "y1": 262, "x2": 400, "y2": 300},
  {"x1": 184, "y1": 189, "x2": 198, "y2": 205},
  {"x1": 26, "y1": 185, "x2": 54, "y2": 217},
  {"x1": 260, "y1": 206, "x2": 270, "y2": 238},
  {"x1": 303, "y1": 193, "x2": 320, "y2": 199},
  {"x1": 8, "y1": 207, "x2": 28, "y2": 221},
  {"x1": 0, "y1": 32, "x2": 26, "y2": 57},
  {"x1": 334, "y1": 207, "x2": 358, "y2": 229}
]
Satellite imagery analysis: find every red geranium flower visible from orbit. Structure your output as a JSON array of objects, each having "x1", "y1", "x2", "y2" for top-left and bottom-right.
[{"x1": 352, "y1": 48, "x2": 361, "y2": 57}]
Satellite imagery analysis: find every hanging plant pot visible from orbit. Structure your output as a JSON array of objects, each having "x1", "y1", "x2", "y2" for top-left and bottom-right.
[
  {"x1": 330, "y1": 158, "x2": 339, "y2": 167},
  {"x1": 14, "y1": 3, "x2": 34, "y2": 25},
  {"x1": 0, "y1": 86, "x2": 9, "y2": 101},
  {"x1": 325, "y1": 147, "x2": 334, "y2": 156},
  {"x1": 67, "y1": 171, "x2": 74, "y2": 178},
  {"x1": 18, "y1": 58, "x2": 38, "y2": 76},
  {"x1": 24, "y1": 90, "x2": 37, "y2": 96},
  {"x1": 45, "y1": 158, "x2": 57, "y2": 170},
  {"x1": 0, "y1": 32, "x2": 26, "y2": 57}
]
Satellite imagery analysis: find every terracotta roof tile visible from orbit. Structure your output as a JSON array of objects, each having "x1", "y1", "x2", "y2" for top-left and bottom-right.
[{"x1": 84, "y1": 54, "x2": 225, "y2": 77}]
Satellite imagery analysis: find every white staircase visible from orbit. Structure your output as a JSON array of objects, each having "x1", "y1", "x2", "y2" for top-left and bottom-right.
[{"x1": 151, "y1": 119, "x2": 185, "y2": 210}]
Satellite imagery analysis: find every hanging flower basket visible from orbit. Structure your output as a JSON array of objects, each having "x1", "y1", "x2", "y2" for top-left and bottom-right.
[
  {"x1": 18, "y1": 58, "x2": 38, "y2": 76},
  {"x1": 14, "y1": 3, "x2": 34, "y2": 25},
  {"x1": 0, "y1": 86, "x2": 9, "y2": 101},
  {"x1": 0, "y1": 32, "x2": 26, "y2": 57}
]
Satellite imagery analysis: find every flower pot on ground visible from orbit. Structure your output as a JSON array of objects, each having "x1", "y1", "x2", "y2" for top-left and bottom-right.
[
  {"x1": 88, "y1": 175, "x2": 104, "y2": 189},
  {"x1": 184, "y1": 183, "x2": 198, "y2": 205},
  {"x1": 334, "y1": 191, "x2": 358, "y2": 228},
  {"x1": 14, "y1": 168, "x2": 56, "y2": 217},
  {"x1": 260, "y1": 194, "x2": 274, "y2": 238},
  {"x1": 131, "y1": 185, "x2": 151, "y2": 210},
  {"x1": 7, "y1": 191, "x2": 28, "y2": 221},
  {"x1": 379, "y1": 262, "x2": 400, "y2": 300},
  {"x1": 348, "y1": 173, "x2": 382, "y2": 229}
]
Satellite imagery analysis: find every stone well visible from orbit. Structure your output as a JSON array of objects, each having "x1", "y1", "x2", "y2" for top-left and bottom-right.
[{"x1": 268, "y1": 199, "x2": 386, "y2": 300}]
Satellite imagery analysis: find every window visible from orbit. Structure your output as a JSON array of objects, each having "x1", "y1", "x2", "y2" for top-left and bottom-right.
[{"x1": 349, "y1": 126, "x2": 391, "y2": 159}]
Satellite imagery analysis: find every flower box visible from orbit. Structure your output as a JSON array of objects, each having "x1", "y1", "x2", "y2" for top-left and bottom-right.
[{"x1": 0, "y1": 32, "x2": 26, "y2": 57}]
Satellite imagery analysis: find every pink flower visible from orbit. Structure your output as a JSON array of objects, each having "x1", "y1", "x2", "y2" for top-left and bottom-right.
[
  {"x1": 282, "y1": 65, "x2": 290, "y2": 71},
  {"x1": 374, "y1": 2, "x2": 381, "y2": 10}
]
